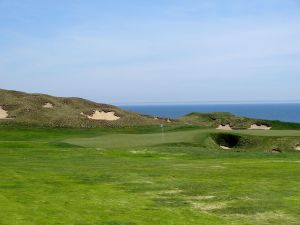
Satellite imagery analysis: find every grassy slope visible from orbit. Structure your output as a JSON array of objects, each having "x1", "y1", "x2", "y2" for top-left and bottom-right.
[
  {"x1": 179, "y1": 112, "x2": 300, "y2": 130},
  {"x1": 0, "y1": 89, "x2": 169, "y2": 128},
  {"x1": 1, "y1": 126, "x2": 300, "y2": 224},
  {"x1": 2, "y1": 89, "x2": 300, "y2": 130}
]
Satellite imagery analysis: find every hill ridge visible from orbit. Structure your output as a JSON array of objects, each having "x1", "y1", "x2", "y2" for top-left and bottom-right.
[
  {"x1": 0, "y1": 88, "x2": 168, "y2": 128},
  {"x1": 1, "y1": 88, "x2": 300, "y2": 130}
]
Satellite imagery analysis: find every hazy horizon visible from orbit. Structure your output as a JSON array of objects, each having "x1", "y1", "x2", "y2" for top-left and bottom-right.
[
  {"x1": 1, "y1": 0, "x2": 300, "y2": 104},
  {"x1": 118, "y1": 101, "x2": 300, "y2": 106}
]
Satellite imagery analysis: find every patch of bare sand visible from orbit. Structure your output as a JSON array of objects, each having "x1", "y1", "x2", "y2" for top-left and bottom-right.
[
  {"x1": 249, "y1": 124, "x2": 271, "y2": 130},
  {"x1": 0, "y1": 106, "x2": 8, "y2": 119},
  {"x1": 81, "y1": 110, "x2": 120, "y2": 121},
  {"x1": 217, "y1": 124, "x2": 232, "y2": 130},
  {"x1": 43, "y1": 102, "x2": 54, "y2": 108},
  {"x1": 220, "y1": 145, "x2": 231, "y2": 150}
]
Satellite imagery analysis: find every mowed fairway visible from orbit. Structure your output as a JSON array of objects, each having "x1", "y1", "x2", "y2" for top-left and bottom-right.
[{"x1": 1, "y1": 126, "x2": 300, "y2": 225}]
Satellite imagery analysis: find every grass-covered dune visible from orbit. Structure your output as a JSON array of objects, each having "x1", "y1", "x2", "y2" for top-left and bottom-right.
[
  {"x1": 0, "y1": 89, "x2": 169, "y2": 128},
  {"x1": 180, "y1": 112, "x2": 300, "y2": 130},
  {"x1": 2, "y1": 88, "x2": 300, "y2": 130},
  {"x1": 1, "y1": 125, "x2": 300, "y2": 224}
]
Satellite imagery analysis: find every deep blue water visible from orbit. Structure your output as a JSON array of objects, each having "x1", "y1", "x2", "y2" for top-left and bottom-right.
[{"x1": 121, "y1": 104, "x2": 300, "y2": 123}]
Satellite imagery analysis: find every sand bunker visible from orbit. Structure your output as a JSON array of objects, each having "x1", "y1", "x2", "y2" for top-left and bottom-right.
[
  {"x1": 249, "y1": 124, "x2": 271, "y2": 130},
  {"x1": 0, "y1": 106, "x2": 8, "y2": 119},
  {"x1": 43, "y1": 102, "x2": 54, "y2": 108},
  {"x1": 81, "y1": 110, "x2": 120, "y2": 121},
  {"x1": 154, "y1": 117, "x2": 158, "y2": 120},
  {"x1": 217, "y1": 124, "x2": 232, "y2": 130},
  {"x1": 295, "y1": 145, "x2": 300, "y2": 151},
  {"x1": 167, "y1": 119, "x2": 171, "y2": 123}
]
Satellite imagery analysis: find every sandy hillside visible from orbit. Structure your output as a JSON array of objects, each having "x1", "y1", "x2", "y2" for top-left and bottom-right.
[
  {"x1": 82, "y1": 110, "x2": 120, "y2": 121},
  {"x1": 0, "y1": 106, "x2": 8, "y2": 119},
  {"x1": 217, "y1": 124, "x2": 232, "y2": 130},
  {"x1": 43, "y1": 102, "x2": 54, "y2": 108},
  {"x1": 249, "y1": 124, "x2": 271, "y2": 130}
]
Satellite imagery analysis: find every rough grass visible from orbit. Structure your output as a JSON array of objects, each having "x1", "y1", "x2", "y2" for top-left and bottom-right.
[
  {"x1": 1, "y1": 126, "x2": 300, "y2": 224},
  {"x1": 0, "y1": 89, "x2": 170, "y2": 128},
  {"x1": 2, "y1": 89, "x2": 300, "y2": 131},
  {"x1": 180, "y1": 112, "x2": 300, "y2": 130}
]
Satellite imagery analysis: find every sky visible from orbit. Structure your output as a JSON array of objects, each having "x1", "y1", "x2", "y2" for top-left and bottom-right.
[{"x1": 0, "y1": 0, "x2": 300, "y2": 105}]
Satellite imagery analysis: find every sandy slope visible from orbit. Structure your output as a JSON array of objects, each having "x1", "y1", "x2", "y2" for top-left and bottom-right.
[
  {"x1": 249, "y1": 124, "x2": 271, "y2": 130},
  {"x1": 217, "y1": 124, "x2": 232, "y2": 130},
  {"x1": 0, "y1": 106, "x2": 8, "y2": 119},
  {"x1": 82, "y1": 110, "x2": 120, "y2": 121}
]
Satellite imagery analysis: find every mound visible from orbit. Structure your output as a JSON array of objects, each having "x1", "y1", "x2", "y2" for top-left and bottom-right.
[
  {"x1": 179, "y1": 112, "x2": 300, "y2": 130},
  {"x1": 0, "y1": 89, "x2": 168, "y2": 128}
]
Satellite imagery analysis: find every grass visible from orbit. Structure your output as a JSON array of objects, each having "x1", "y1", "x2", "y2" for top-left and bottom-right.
[
  {"x1": 180, "y1": 112, "x2": 300, "y2": 130},
  {"x1": 1, "y1": 125, "x2": 300, "y2": 224},
  {"x1": 0, "y1": 89, "x2": 169, "y2": 128},
  {"x1": 2, "y1": 89, "x2": 300, "y2": 130}
]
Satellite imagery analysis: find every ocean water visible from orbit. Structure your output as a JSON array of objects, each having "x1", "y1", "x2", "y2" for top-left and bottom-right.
[{"x1": 121, "y1": 104, "x2": 300, "y2": 123}]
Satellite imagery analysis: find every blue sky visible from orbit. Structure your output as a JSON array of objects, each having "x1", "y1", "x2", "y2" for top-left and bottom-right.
[{"x1": 0, "y1": 0, "x2": 300, "y2": 104}]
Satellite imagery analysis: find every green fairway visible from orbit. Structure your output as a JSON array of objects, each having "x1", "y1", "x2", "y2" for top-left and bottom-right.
[{"x1": 1, "y1": 126, "x2": 300, "y2": 225}]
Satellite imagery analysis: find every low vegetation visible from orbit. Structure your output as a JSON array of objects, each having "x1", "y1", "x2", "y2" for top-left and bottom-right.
[
  {"x1": 2, "y1": 89, "x2": 300, "y2": 131},
  {"x1": 180, "y1": 112, "x2": 300, "y2": 130},
  {"x1": 0, "y1": 89, "x2": 168, "y2": 128}
]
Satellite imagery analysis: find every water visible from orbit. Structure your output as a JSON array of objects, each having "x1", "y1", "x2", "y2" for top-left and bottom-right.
[{"x1": 121, "y1": 104, "x2": 300, "y2": 123}]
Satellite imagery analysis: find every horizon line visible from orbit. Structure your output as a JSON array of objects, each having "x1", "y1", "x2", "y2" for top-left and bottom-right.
[{"x1": 116, "y1": 100, "x2": 300, "y2": 106}]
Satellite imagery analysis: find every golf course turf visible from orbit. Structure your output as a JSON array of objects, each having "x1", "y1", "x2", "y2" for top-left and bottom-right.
[{"x1": 0, "y1": 125, "x2": 300, "y2": 225}]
